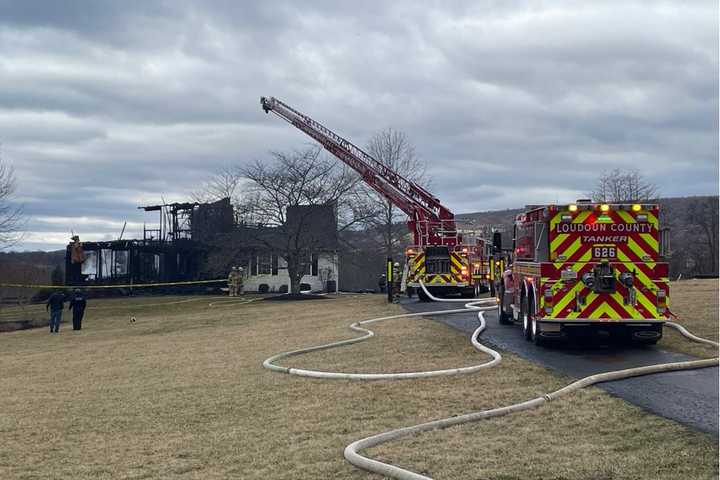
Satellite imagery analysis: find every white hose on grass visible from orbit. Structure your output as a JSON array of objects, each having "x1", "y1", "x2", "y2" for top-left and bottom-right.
[
  {"x1": 263, "y1": 282, "x2": 719, "y2": 480},
  {"x1": 263, "y1": 299, "x2": 498, "y2": 380}
]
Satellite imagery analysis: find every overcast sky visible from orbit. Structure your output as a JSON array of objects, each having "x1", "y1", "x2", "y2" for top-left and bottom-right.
[{"x1": 1, "y1": 0, "x2": 717, "y2": 251}]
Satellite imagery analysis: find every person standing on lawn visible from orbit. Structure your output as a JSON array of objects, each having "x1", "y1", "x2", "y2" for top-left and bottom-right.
[
  {"x1": 68, "y1": 289, "x2": 87, "y2": 331},
  {"x1": 46, "y1": 290, "x2": 66, "y2": 333}
]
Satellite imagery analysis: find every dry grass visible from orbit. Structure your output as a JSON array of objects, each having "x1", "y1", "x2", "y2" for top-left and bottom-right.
[
  {"x1": 660, "y1": 279, "x2": 719, "y2": 358},
  {"x1": 0, "y1": 293, "x2": 716, "y2": 479}
]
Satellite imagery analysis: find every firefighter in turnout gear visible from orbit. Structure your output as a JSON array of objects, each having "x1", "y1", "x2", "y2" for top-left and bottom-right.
[
  {"x1": 392, "y1": 262, "x2": 402, "y2": 303},
  {"x1": 227, "y1": 267, "x2": 239, "y2": 297}
]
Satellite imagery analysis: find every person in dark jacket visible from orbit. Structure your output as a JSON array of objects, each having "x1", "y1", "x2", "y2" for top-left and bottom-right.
[
  {"x1": 46, "y1": 290, "x2": 66, "y2": 333},
  {"x1": 68, "y1": 289, "x2": 87, "y2": 331}
]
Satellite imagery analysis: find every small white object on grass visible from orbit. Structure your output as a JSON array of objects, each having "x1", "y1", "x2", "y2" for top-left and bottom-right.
[{"x1": 130, "y1": 316, "x2": 136, "y2": 324}]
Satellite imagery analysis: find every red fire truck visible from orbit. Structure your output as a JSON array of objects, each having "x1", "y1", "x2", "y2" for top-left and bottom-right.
[
  {"x1": 496, "y1": 200, "x2": 669, "y2": 345},
  {"x1": 260, "y1": 96, "x2": 491, "y2": 300}
]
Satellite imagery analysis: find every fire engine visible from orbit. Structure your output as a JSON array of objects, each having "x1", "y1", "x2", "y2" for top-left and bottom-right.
[
  {"x1": 260, "y1": 96, "x2": 491, "y2": 300},
  {"x1": 496, "y1": 200, "x2": 670, "y2": 345}
]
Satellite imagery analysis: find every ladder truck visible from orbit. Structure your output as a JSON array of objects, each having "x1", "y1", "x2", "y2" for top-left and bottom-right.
[{"x1": 260, "y1": 96, "x2": 490, "y2": 300}]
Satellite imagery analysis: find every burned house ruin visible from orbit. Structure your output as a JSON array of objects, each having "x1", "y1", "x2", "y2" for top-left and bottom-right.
[
  {"x1": 65, "y1": 199, "x2": 340, "y2": 293},
  {"x1": 65, "y1": 198, "x2": 233, "y2": 286}
]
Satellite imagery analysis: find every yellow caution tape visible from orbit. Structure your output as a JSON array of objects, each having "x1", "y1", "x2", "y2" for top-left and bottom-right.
[{"x1": 0, "y1": 279, "x2": 227, "y2": 289}]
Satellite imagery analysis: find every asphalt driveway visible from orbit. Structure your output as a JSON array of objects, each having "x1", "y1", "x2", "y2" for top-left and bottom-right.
[{"x1": 401, "y1": 297, "x2": 719, "y2": 436}]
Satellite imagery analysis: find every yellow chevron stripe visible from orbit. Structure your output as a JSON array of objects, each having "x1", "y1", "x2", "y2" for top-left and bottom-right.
[
  {"x1": 550, "y1": 233, "x2": 569, "y2": 253},
  {"x1": 550, "y1": 212, "x2": 562, "y2": 230},
  {"x1": 587, "y1": 301, "x2": 621, "y2": 319},
  {"x1": 616, "y1": 210, "x2": 635, "y2": 224},
  {"x1": 561, "y1": 237, "x2": 584, "y2": 261},
  {"x1": 640, "y1": 233, "x2": 658, "y2": 252},
  {"x1": 567, "y1": 291, "x2": 597, "y2": 319},
  {"x1": 552, "y1": 282, "x2": 583, "y2": 317},
  {"x1": 574, "y1": 210, "x2": 592, "y2": 224},
  {"x1": 647, "y1": 211, "x2": 658, "y2": 226},
  {"x1": 615, "y1": 249, "x2": 655, "y2": 287},
  {"x1": 635, "y1": 288, "x2": 658, "y2": 317},
  {"x1": 450, "y1": 254, "x2": 463, "y2": 270},
  {"x1": 612, "y1": 292, "x2": 643, "y2": 319},
  {"x1": 626, "y1": 237, "x2": 652, "y2": 261}
]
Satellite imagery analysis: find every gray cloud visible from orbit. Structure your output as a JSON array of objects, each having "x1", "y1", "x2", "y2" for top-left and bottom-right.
[{"x1": 0, "y1": 0, "x2": 716, "y2": 250}]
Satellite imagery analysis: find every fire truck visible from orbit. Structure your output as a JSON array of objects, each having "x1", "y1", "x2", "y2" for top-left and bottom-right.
[
  {"x1": 260, "y1": 96, "x2": 490, "y2": 300},
  {"x1": 496, "y1": 200, "x2": 670, "y2": 346}
]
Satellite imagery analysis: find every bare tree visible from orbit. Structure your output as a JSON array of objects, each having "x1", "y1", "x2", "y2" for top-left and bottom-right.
[
  {"x1": 240, "y1": 146, "x2": 372, "y2": 294},
  {"x1": 590, "y1": 168, "x2": 657, "y2": 202},
  {"x1": 687, "y1": 196, "x2": 719, "y2": 275},
  {"x1": 0, "y1": 158, "x2": 24, "y2": 249},
  {"x1": 192, "y1": 165, "x2": 243, "y2": 204},
  {"x1": 364, "y1": 128, "x2": 427, "y2": 257}
]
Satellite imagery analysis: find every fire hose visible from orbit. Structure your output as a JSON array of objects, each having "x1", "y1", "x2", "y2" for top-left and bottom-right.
[{"x1": 264, "y1": 282, "x2": 718, "y2": 479}]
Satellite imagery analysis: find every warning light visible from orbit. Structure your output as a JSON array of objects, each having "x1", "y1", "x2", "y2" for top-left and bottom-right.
[
  {"x1": 600, "y1": 204, "x2": 610, "y2": 212},
  {"x1": 632, "y1": 204, "x2": 642, "y2": 212},
  {"x1": 568, "y1": 204, "x2": 578, "y2": 212}
]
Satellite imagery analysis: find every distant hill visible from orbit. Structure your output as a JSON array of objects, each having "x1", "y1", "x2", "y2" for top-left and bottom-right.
[
  {"x1": 0, "y1": 250, "x2": 65, "y2": 270},
  {"x1": 0, "y1": 249, "x2": 65, "y2": 300}
]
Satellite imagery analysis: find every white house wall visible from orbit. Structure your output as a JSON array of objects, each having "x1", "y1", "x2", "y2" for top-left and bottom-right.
[{"x1": 243, "y1": 253, "x2": 339, "y2": 293}]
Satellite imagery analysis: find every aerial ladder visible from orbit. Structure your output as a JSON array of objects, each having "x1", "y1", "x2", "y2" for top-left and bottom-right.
[{"x1": 260, "y1": 96, "x2": 490, "y2": 299}]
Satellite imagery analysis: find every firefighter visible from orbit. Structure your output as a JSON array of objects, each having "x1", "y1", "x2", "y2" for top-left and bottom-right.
[
  {"x1": 392, "y1": 262, "x2": 402, "y2": 303},
  {"x1": 68, "y1": 235, "x2": 85, "y2": 283},
  {"x1": 378, "y1": 274, "x2": 386, "y2": 293},
  {"x1": 236, "y1": 267, "x2": 245, "y2": 295},
  {"x1": 227, "y1": 267, "x2": 239, "y2": 297}
]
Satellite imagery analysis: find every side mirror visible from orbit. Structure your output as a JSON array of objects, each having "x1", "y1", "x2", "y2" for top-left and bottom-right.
[
  {"x1": 659, "y1": 228, "x2": 670, "y2": 258},
  {"x1": 492, "y1": 231, "x2": 502, "y2": 253}
]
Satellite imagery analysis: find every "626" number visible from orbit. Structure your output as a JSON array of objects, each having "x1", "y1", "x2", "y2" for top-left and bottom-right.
[{"x1": 593, "y1": 246, "x2": 616, "y2": 258}]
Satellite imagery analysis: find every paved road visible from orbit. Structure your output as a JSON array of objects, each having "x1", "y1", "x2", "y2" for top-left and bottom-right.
[{"x1": 401, "y1": 298, "x2": 719, "y2": 436}]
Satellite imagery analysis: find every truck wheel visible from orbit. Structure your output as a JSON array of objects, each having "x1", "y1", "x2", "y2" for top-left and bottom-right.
[
  {"x1": 521, "y1": 294, "x2": 532, "y2": 341},
  {"x1": 460, "y1": 287, "x2": 475, "y2": 298},
  {"x1": 417, "y1": 288, "x2": 431, "y2": 302},
  {"x1": 631, "y1": 325, "x2": 663, "y2": 345},
  {"x1": 531, "y1": 318, "x2": 545, "y2": 346},
  {"x1": 497, "y1": 287, "x2": 513, "y2": 325}
]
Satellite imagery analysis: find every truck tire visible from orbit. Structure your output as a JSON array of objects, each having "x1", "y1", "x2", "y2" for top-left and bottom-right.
[
  {"x1": 521, "y1": 292, "x2": 533, "y2": 341},
  {"x1": 417, "y1": 288, "x2": 431, "y2": 302},
  {"x1": 460, "y1": 287, "x2": 475, "y2": 299},
  {"x1": 630, "y1": 325, "x2": 663, "y2": 345},
  {"x1": 531, "y1": 317, "x2": 545, "y2": 346},
  {"x1": 497, "y1": 287, "x2": 513, "y2": 325}
]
